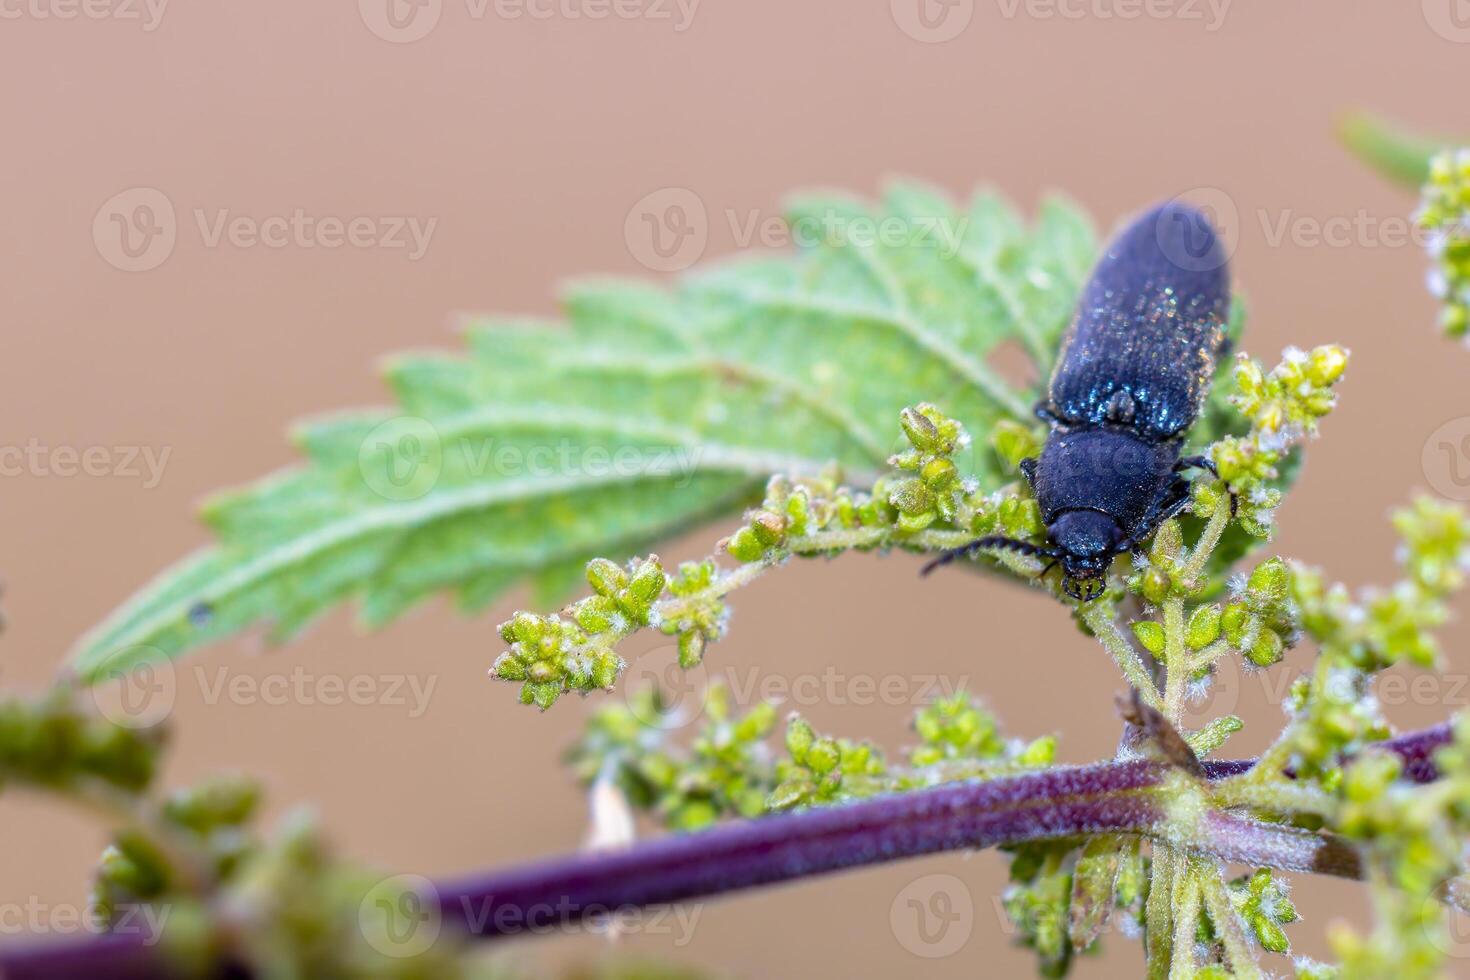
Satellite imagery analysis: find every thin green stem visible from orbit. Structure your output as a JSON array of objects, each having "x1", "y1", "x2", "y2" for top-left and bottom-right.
[
  {"x1": 1200, "y1": 864, "x2": 1263, "y2": 980},
  {"x1": 1228, "y1": 727, "x2": 1299, "y2": 788},
  {"x1": 1181, "y1": 493, "x2": 1232, "y2": 584},
  {"x1": 1162, "y1": 597, "x2": 1187, "y2": 724},
  {"x1": 1212, "y1": 777, "x2": 1338, "y2": 819},
  {"x1": 1146, "y1": 844, "x2": 1177, "y2": 980},
  {"x1": 1187, "y1": 639, "x2": 1231, "y2": 674},
  {"x1": 1168, "y1": 859, "x2": 1203, "y2": 980},
  {"x1": 1082, "y1": 604, "x2": 1164, "y2": 708}
]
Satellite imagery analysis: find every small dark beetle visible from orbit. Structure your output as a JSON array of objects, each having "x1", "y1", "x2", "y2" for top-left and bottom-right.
[{"x1": 927, "y1": 200, "x2": 1231, "y2": 600}]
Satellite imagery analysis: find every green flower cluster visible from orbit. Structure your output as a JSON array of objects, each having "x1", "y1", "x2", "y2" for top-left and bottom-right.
[
  {"x1": 0, "y1": 689, "x2": 166, "y2": 794},
  {"x1": 491, "y1": 556, "x2": 667, "y2": 709},
  {"x1": 724, "y1": 474, "x2": 843, "y2": 562},
  {"x1": 1226, "y1": 869, "x2": 1299, "y2": 955},
  {"x1": 1127, "y1": 520, "x2": 1193, "y2": 605},
  {"x1": 1003, "y1": 843, "x2": 1077, "y2": 978},
  {"x1": 1417, "y1": 149, "x2": 1470, "y2": 339},
  {"x1": 887, "y1": 403, "x2": 973, "y2": 532},
  {"x1": 568, "y1": 686, "x2": 1057, "y2": 830},
  {"x1": 1229, "y1": 346, "x2": 1348, "y2": 448},
  {"x1": 1285, "y1": 498, "x2": 1470, "y2": 778},
  {"x1": 570, "y1": 684, "x2": 777, "y2": 831},
  {"x1": 1329, "y1": 720, "x2": 1470, "y2": 953},
  {"x1": 1063, "y1": 836, "x2": 1147, "y2": 960},
  {"x1": 657, "y1": 560, "x2": 727, "y2": 669},
  {"x1": 1326, "y1": 730, "x2": 1470, "y2": 980},
  {"x1": 93, "y1": 773, "x2": 261, "y2": 923},
  {"x1": 1221, "y1": 557, "x2": 1297, "y2": 668},
  {"x1": 564, "y1": 687, "x2": 673, "y2": 803},
  {"x1": 908, "y1": 692, "x2": 1055, "y2": 773},
  {"x1": 491, "y1": 404, "x2": 1050, "y2": 712},
  {"x1": 723, "y1": 405, "x2": 1026, "y2": 565},
  {"x1": 1, "y1": 688, "x2": 503, "y2": 979},
  {"x1": 910, "y1": 691, "x2": 1006, "y2": 763},
  {"x1": 1205, "y1": 345, "x2": 1348, "y2": 537},
  {"x1": 225, "y1": 812, "x2": 485, "y2": 980},
  {"x1": 767, "y1": 715, "x2": 887, "y2": 810}
]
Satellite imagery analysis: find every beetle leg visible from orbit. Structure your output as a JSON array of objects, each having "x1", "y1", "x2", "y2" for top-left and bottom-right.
[
  {"x1": 1176, "y1": 454, "x2": 1217, "y2": 477},
  {"x1": 920, "y1": 536, "x2": 1061, "y2": 577},
  {"x1": 1175, "y1": 454, "x2": 1238, "y2": 516},
  {"x1": 1133, "y1": 477, "x2": 1193, "y2": 544}
]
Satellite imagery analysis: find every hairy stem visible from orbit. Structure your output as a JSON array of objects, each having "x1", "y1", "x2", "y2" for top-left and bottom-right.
[
  {"x1": 1145, "y1": 844, "x2": 1176, "y2": 980},
  {"x1": 1082, "y1": 603, "x2": 1164, "y2": 708},
  {"x1": 1162, "y1": 597, "x2": 1187, "y2": 723},
  {"x1": 1167, "y1": 858, "x2": 1201, "y2": 980},
  {"x1": 0, "y1": 725, "x2": 1453, "y2": 979},
  {"x1": 1181, "y1": 493, "x2": 1231, "y2": 585},
  {"x1": 1200, "y1": 864, "x2": 1263, "y2": 980}
]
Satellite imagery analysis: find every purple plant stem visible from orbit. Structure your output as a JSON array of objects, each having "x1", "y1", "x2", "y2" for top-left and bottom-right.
[
  {"x1": 0, "y1": 724, "x2": 1453, "y2": 979},
  {"x1": 436, "y1": 759, "x2": 1164, "y2": 936},
  {"x1": 1201, "y1": 721, "x2": 1454, "y2": 783}
]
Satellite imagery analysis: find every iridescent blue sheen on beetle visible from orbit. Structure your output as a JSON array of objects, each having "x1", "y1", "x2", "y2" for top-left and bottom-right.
[{"x1": 926, "y1": 200, "x2": 1231, "y2": 600}]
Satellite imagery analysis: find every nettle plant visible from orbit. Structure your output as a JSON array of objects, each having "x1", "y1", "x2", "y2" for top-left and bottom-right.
[{"x1": 6, "y1": 124, "x2": 1470, "y2": 980}]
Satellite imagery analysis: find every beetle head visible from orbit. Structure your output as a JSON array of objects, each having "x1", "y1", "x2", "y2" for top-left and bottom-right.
[{"x1": 1050, "y1": 510, "x2": 1128, "y2": 601}]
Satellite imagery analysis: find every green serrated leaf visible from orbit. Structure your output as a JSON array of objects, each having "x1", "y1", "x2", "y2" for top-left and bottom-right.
[{"x1": 68, "y1": 186, "x2": 1101, "y2": 681}]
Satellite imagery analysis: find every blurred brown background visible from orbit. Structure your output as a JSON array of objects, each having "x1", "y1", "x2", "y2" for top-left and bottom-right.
[{"x1": 4, "y1": 2, "x2": 1470, "y2": 976}]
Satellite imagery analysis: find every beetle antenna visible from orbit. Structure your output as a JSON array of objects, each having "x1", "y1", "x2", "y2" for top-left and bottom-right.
[{"x1": 920, "y1": 536, "x2": 1060, "y2": 576}]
